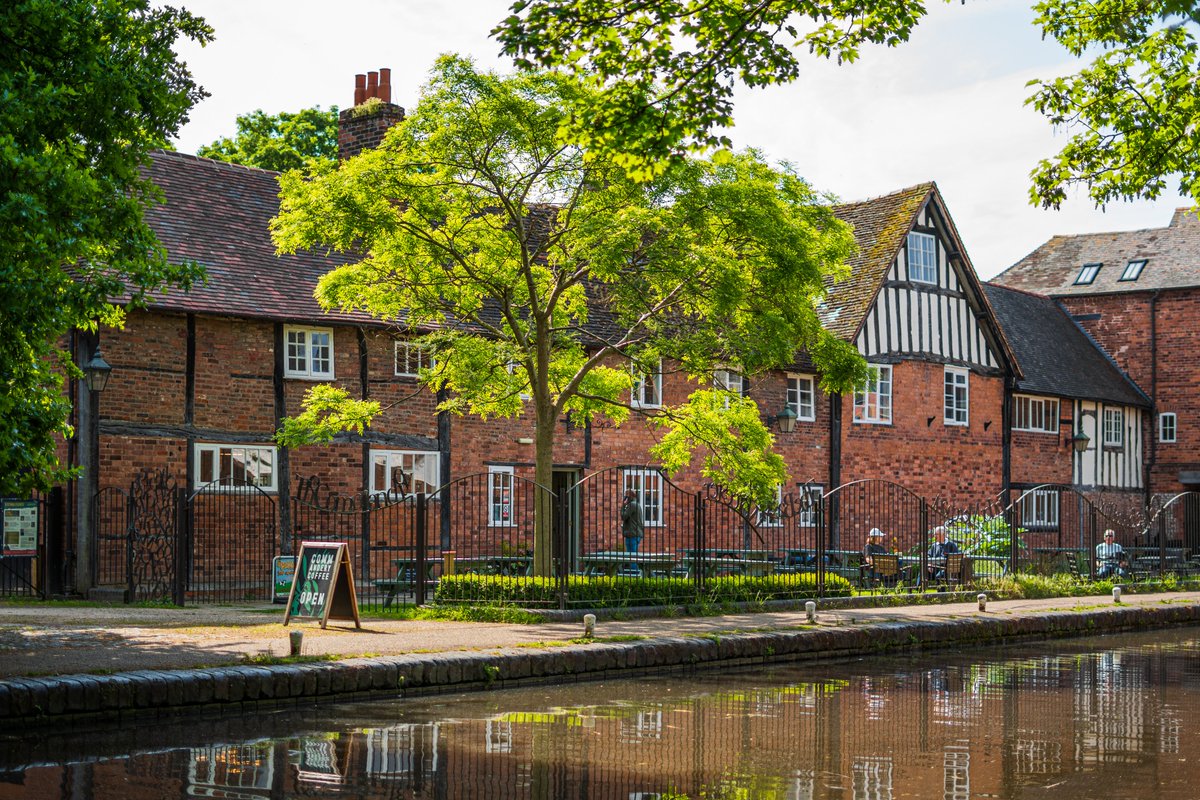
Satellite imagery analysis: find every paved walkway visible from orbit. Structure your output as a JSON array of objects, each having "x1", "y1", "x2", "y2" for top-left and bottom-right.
[{"x1": 2, "y1": 591, "x2": 1197, "y2": 679}]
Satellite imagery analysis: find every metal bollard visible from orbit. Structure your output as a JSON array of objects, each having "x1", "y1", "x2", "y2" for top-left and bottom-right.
[
  {"x1": 805, "y1": 601, "x2": 817, "y2": 623},
  {"x1": 1113, "y1": 586, "x2": 1122, "y2": 604},
  {"x1": 583, "y1": 613, "x2": 596, "y2": 638},
  {"x1": 289, "y1": 629, "x2": 303, "y2": 656},
  {"x1": 977, "y1": 593, "x2": 987, "y2": 612}
]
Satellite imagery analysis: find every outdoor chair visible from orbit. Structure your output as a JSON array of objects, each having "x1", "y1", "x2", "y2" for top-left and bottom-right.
[
  {"x1": 864, "y1": 554, "x2": 901, "y2": 590},
  {"x1": 941, "y1": 553, "x2": 965, "y2": 589}
]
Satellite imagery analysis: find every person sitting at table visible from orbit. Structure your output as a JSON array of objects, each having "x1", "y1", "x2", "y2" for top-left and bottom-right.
[
  {"x1": 927, "y1": 526, "x2": 959, "y2": 581},
  {"x1": 1095, "y1": 529, "x2": 1127, "y2": 578},
  {"x1": 862, "y1": 528, "x2": 888, "y2": 581}
]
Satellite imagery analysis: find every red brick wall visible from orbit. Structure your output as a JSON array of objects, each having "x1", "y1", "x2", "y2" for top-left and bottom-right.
[
  {"x1": 194, "y1": 317, "x2": 275, "y2": 433},
  {"x1": 839, "y1": 360, "x2": 1005, "y2": 504},
  {"x1": 1010, "y1": 398, "x2": 1074, "y2": 487},
  {"x1": 101, "y1": 311, "x2": 187, "y2": 424}
]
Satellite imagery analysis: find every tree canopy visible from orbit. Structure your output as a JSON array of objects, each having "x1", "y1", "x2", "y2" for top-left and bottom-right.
[
  {"x1": 272, "y1": 55, "x2": 866, "y2": 573},
  {"x1": 0, "y1": 0, "x2": 211, "y2": 496},
  {"x1": 495, "y1": 0, "x2": 1200, "y2": 207},
  {"x1": 197, "y1": 106, "x2": 340, "y2": 172}
]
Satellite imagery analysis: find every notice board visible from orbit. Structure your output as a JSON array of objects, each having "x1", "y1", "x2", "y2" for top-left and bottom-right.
[
  {"x1": 1, "y1": 499, "x2": 39, "y2": 556},
  {"x1": 283, "y1": 541, "x2": 361, "y2": 629}
]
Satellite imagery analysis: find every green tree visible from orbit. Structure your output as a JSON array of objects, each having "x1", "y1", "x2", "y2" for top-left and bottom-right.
[
  {"x1": 0, "y1": 0, "x2": 211, "y2": 496},
  {"x1": 197, "y1": 106, "x2": 340, "y2": 172},
  {"x1": 272, "y1": 55, "x2": 867, "y2": 574},
  {"x1": 1027, "y1": 0, "x2": 1200, "y2": 208},
  {"x1": 496, "y1": 0, "x2": 1200, "y2": 207}
]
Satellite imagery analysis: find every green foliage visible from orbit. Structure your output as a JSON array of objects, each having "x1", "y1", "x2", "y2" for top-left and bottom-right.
[
  {"x1": 945, "y1": 514, "x2": 1025, "y2": 559},
  {"x1": 494, "y1": 0, "x2": 926, "y2": 178},
  {"x1": 197, "y1": 106, "x2": 340, "y2": 172},
  {"x1": 0, "y1": 0, "x2": 211, "y2": 495},
  {"x1": 272, "y1": 55, "x2": 865, "y2": 523},
  {"x1": 433, "y1": 572, "x2": 851, "y2": 608},
  {"x1": 1028, "y1": 0, "x2": 1200, "y2": 208}
]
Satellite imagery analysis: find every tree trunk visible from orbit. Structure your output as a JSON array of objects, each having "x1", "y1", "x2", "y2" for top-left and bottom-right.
[{"x1": 531, "y1": 407, "x2": 557, "y2": 577}]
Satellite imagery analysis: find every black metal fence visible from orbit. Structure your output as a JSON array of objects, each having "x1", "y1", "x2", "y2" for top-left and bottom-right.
[{"x1": 0, "y1": 489, "x2": 62, "y2": 599}]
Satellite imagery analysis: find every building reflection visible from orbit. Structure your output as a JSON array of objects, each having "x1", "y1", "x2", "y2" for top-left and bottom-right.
[{"x1": 4, "y1": 637, "x2": 1199, "y2": 800}]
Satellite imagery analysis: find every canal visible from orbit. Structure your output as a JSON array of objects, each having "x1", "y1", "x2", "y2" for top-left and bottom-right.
[{"x1": 2, "y1": 628, "x2": 1197, "y2": 799}]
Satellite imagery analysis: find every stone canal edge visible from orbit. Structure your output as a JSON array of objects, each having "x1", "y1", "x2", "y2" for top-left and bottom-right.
[{"x1": 3, "y1": 601, "x2": 1199, "y2": 728}]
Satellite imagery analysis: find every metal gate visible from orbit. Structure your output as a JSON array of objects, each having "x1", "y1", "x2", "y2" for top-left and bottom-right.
[
  {"x1": 92, "y1": 468, "x2": 182, "y2": 604},
  {"x1": 186, "y1": 478, "x2": 279, "y2": 603}
]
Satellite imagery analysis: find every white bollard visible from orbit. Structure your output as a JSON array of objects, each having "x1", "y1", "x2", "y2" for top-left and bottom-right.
[
  {"x1": 977, "y1": 593, "x2": 987, "y2": 612},
  {"x1": 1113, "y1": 586, "x2": 1122, "y2": 604},
  {"x1": 805, "y1": 601, "x2": 817, "y2": 623},
  {"x1": 289, "y1": 629, "x2": 303, "y2": 656},
  {"x1": 583, "y1": 613, "x2": 596, "y2": 638}
]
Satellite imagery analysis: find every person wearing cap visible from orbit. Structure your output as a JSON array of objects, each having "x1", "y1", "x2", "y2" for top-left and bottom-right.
[
  {"x1": 863, "y1": 528, "x2": 888, "y2": 582},
  {"x1": 1095, "y1": 529, "x2": 1127, "y2": 578}
]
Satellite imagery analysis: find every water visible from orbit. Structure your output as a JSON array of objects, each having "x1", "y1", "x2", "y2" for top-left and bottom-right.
[{"x1": 3, "y1": 629, "x2": 1199, "y2": 799}]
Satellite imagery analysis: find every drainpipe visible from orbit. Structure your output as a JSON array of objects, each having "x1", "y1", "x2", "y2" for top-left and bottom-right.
[
  {"x1": 1001, "y1": 377, "x2": 1012, "y2": 501},
  {"x1": 828, "y1": 392, "x2": 842, "y2": 548},
  {"x1": 1145, "y1": 290, "x2": 1159, "y2": 513}
]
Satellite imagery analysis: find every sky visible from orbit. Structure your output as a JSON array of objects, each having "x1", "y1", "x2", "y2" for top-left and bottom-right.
[{"x1": 169, "y1": 0, "x2": 1192, "y2": 280}]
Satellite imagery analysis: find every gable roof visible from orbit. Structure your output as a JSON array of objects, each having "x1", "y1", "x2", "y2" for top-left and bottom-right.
[
  {"x1": 821, "y1": 183, "x2": 931, "y2": 340},
  {"x1": 983, "y1": 284, "x2": 1148, "y2": 407},
  {"x1": 140, "y1": 150, "x2": 372, "y2": 326},
  {"x1": 991, "y1": 208, "x2": 1200, "y2": 295}
]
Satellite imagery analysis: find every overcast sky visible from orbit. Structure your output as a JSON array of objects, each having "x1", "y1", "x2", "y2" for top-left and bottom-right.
[{"x1": 170, "y1": 0, "x2": 1192, "y2": 280}]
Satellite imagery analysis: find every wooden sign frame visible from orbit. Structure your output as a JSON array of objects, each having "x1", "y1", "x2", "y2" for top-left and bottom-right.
[{"x1": 283, "y1": 541, "x2": 361, "y2": 629}]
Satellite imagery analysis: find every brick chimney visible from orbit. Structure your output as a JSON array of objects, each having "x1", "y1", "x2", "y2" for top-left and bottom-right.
[{"x1": 337, "y1": 68, "x2": 406, "y2": 160}]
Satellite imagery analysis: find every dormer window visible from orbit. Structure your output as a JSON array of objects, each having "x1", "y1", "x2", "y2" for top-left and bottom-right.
[
  {"x1": 1074, "y1": 263, "x2": 1102, "y2": 285},
  {"x1": 906, "y1": 232, "x2": 937, "y2": 284},
  {"x1": 1119, "y1": 259, "x2": 1147, "y2": 281}
]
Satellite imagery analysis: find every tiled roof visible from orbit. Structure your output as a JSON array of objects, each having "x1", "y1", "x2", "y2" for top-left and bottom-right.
[
  {"x1": 140, "y1": 150, "x2": 375, "y2": 326},
  {"x1": 821, "y1": 183, "x2": 932, "y2": 339},
  {"x1": 991, "y1": 208, "x2": 1200, "y2": 295},
  {"x1": 983, "y1": 284, "x2": 1148, "y2": 406}
]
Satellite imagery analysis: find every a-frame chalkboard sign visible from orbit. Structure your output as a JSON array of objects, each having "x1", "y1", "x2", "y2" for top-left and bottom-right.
[{"x1": 283, "y1": 541, "x2": 362, "y2": 629}]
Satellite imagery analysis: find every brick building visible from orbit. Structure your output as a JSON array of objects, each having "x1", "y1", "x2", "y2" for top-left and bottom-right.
[{"x1": 56, "y1": 72, "x2": 1167, "y2": 594}]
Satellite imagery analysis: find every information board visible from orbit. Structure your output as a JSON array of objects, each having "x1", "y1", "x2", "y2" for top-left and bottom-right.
[
  {"x1": 1, "y1": 499, "x2": 39, "y2": 556},
  {"x1": 283, "y1": 542, "x2": 361, "y2": 629}
]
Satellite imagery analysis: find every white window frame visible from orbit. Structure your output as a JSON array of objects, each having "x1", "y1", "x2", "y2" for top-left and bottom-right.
[
  {"x1": 853, "y1": 365, "x2": 892, "y2": 424},
  {"x1": 943, "y1": 367, "x2": 969, "y2": 426},
  {"x1": 713, "y1": 369, "x2": 747, "y2": 396},
  {"x1": 394, "y1": 341, "x2": 434, "y2": 378},
  {"x1": 756, "y1": 485, "x2": 784, "y2": 527},
  {"x1": 631, "y1": 360, "x2": 663, "y2": 409},
  {"x1": 284, "y1": 325, "x2": 334, "y2": 380},
  {"x1": 369, "y1": 449, "x2": 441, "y2": 497},
  {"x1": 797, "y1": 484, "x2": 823, "y2": 527},
  {"x1": 1119, "y1": 259, "x2": 1147, "y2": 282},
  {"x1": 1102, "y1": 408, "x2": 1124, "y2": 447},
  {"x1": 1074, "y1": 263, "x2": 1102, "y2": 285},
  {"x1": 1160, "y1": 412, "x2": 1177, "y2": 443},
  {"x1": 622, "y1": 468, "x2": 663, "y2": 527},
  {"x1": 194, "y1": 443, "x2": 278, "y2": 491},
  {"x1": 786, "y1": 374, "x2": 816, "y2": 422},
  {"x1": 1020, "y1": 489, "x2": 1059, "y2": 529},
  {"x1": 1014, "y1": 395, "x2": 1060, "y2": 434},
  {"x1": 488, "y1": 466, "x2": 515, "y2": 527},
  {"x1": 906, "y1": 231, "x2": 938, "y2": 284}
]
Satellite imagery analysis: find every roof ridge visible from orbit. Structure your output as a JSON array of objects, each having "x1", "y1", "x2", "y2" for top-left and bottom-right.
[
  {"x1": 150, "y1": 148, "x2": 282, "y2": 177},
  {"x1": 835, "y1": 181, "x2": 935, "y2": 210}
]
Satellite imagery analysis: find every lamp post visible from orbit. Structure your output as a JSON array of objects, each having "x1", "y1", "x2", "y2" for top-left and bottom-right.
[{"x1": 75, "y1": 344, "x2": 112, "y2": 595}]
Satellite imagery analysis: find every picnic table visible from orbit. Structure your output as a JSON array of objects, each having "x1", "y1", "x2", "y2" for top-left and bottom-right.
[
  {"x1": 578, "y1": 551, "x2": 677, "y2": 577},
  {"x1": 454, "y1": 555, "x2": 532, "y2": 577},
  {"x1": 375, "y1": 553, "x2": 441, "y2": 607},
  {"x1": 679, "y1": 549, "x2": 775, "y2": 578}
]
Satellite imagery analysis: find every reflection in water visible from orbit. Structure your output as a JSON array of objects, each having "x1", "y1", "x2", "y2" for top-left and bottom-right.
[{"x1": 2, "y1": 630, "x2": 1199, "y2": 799}]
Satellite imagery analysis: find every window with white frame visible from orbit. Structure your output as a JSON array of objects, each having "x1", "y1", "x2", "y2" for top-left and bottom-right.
[
  {"x1": 1020, "y1": 489, "x2": 1059, "y2": 529},
  {"x1": 713, "y1": 369, "x2": 747, "y2": 396},
  {"x1": 1074, "y1": 263, "x2": 1102, "y2": 285},
  {"x1": 797, "y1": 484, "x2": 823, "y2": 527},
  {"x1": 194, "y1": 444, "x2": 277, "y2": 491},
  {"x1": 394, "y1": 341, "x2": 434, "y2": 377},
  {"x1": 1102, "y1": 408, "x2": 1124, "y2": 447},
  {"x1": 1014, "y1": 395, "x2": 1060, "y2": 433},
  {"x1": 284, "y1": 326, "x2": 333, "y2": 379},
  {"x1": 906, "y1": 231, "x2": 938, "y2": 284},
  {"x1": 787, "y1": 374, "x2": 816, "y2": 421},
  {"x1": 1160, "y1": 412, "x2": 1177, "y2": 443},
  {"x1": 944, "y1": 367, "x2": 969, "y2": 426},
  {"x1": 1119, "y1": 259, "x2": 1147, "y2": 282},
  {"x1": 622, "y1": 469, "x2": 663, "y2": 527},
  {"x1": 853, "y1": 365, "x2": 892, "y2": 424},
  {"x1": 370, "y1": 450, "x2": 440, "y2": 496},
  {"x1": 488, "y1": 466, "x2": 515, "y2": 526},
  {"x1": 631, "y1": 361, "x2": 662, "y2": 408},
  {"x1": 756, "y1": 485, "x2": 784, "y2": 527}
]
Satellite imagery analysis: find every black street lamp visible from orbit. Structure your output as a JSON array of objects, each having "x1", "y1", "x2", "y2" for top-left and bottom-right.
[{"x1": 82, "y1": 346, "x2": 112, "y2": 393}]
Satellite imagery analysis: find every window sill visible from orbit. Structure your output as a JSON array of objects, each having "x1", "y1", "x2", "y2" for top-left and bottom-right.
[{"x1": 284, "y1": 373, "x2": 335, "y2": 382}]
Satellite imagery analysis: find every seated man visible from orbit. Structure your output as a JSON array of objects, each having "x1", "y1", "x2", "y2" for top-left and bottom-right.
[
  {"x1": 1095, "y1": 529, "x2": 1127, "y2": 579},
  {"x1": 862, "y1": 528, "x2": 888, "y2": 582},
  {"x1": 926, "y1": 526, "x2": 959, "y2": 581}
]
